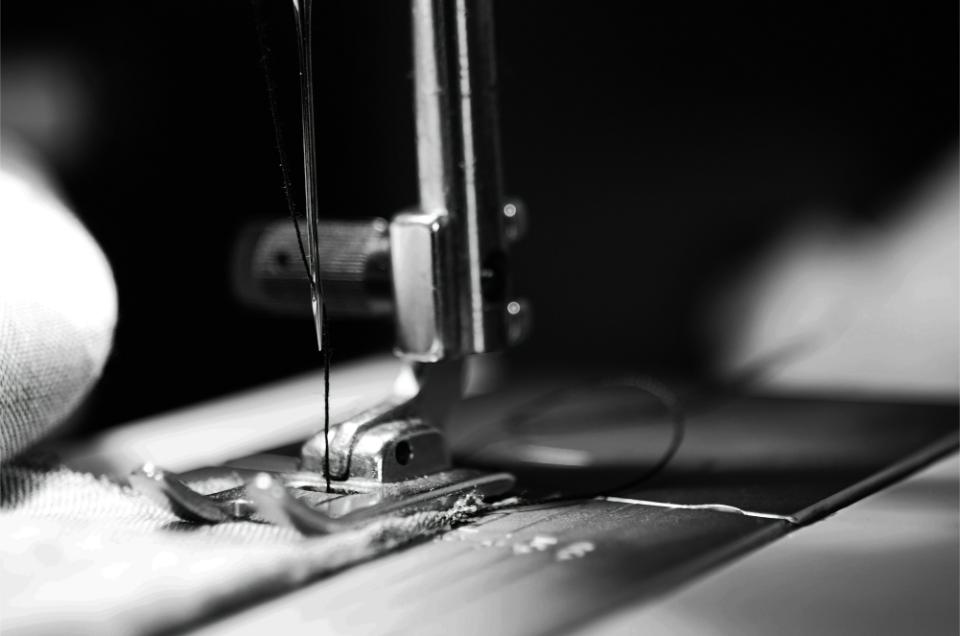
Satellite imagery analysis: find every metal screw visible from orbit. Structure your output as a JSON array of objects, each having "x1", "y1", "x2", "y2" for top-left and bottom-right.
[
  {"x1": 503, "y1": 198, "x2": 528, "y2": 243},
  {"x1": 506, "y1": 298, "x2": 532, "y2": 345}
]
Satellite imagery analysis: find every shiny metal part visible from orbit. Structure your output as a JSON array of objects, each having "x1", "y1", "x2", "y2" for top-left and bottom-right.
[
  {"x1": 130, "y1": 463, "x2": 256, "y2": 523},
  {"x1": 505, "y1": 297, "x2": 532, "y2": 346},
  {"x1": 297, "y1": 0, "x2": 519, "y2": 492},
  {"x1": 130, "y1": 463, "x2": 512, "y2": 534},
  {"x1": 502, "y1": 199, "x2": 528, "y2": 243},
  {"x1": 402, "y1": 0, "x2": 513, "y2": 360},
  {"x1": 233, "y1": 202, "x2": 525, "y2": 322},
  {"x1": 389, "y1": 212, "x2": 451, "y2": 359},
  {"x1": 300, "y1": 359, "x2": 463, "y2": 483},
  {"x1": 250, "y1": 469, "x2": 514, "y2": 535},
  {"x1": 233, "y1": 218, "x2": 392, "y2": 318},
  {"x1": 291, "y1": 0, "x2": 324, "y2": 351}
]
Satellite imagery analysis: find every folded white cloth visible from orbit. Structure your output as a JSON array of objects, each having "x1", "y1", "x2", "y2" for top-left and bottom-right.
[
  {"x1": 1, "y1": 463, "x2": 480, "y2": 635},
  {"x1": 0, "y1": 144, "x2": 117, "y2": 461}
]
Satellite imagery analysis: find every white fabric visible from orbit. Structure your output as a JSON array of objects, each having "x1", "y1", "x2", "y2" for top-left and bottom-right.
[
  {"x1": 0, "y1": 145, "x2": 117, "y2": 460},
  {"x1": 1, "y1": 463, "x2": 480, "y2": 635}
]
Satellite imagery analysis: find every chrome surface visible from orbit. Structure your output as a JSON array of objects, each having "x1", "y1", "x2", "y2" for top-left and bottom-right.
[
  {"x1": 300, "y1": 359, "x2": 464, "y2": 481},
  {"x1": 291, "y1": 0, "x2": 324, "y2": 351},
  {"x1": 389, "y1": 211, "x2": 450, "y2": 360},
  {"x1": 406, "y1": 0, "x2": 512, "y2": 359},
  {"x1": 130, "y1": 463, "x2": 253, "y2": 523}
]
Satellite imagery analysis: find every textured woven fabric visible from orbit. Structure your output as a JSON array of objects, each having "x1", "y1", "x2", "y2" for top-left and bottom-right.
[
  {"x1": 1, "y1": 462, "x2": 481, "y2": 635},
  {"x1": 0, "y1": 147, "x2": 117, "y2": 461}
]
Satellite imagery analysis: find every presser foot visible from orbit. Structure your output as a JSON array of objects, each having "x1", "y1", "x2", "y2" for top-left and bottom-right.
[
  {"x1": 248, "y1": 469, "x2": 513, "y2": 534},
  {"x1": 130, "y1": 360, "x2": 513, "y2": 533},
  {"x1": 130, "y1": 462, "x2": 513, "y2": 534}
]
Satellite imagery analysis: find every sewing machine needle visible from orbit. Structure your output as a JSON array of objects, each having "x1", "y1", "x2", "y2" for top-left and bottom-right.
[{"x1": 292, "y1": 0, "x2": 324, "y2": 351}]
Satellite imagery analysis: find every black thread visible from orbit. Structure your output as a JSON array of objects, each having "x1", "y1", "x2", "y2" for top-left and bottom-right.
[
  {"x1": 481, "y1": 335, "x2": 830, "y2": 505},
  {"x1": 499, "y1": 376, "x2": 686, "y2": 503},
  {"x1": 322, "y1": 316, "x2": 330, "y2": 491}
]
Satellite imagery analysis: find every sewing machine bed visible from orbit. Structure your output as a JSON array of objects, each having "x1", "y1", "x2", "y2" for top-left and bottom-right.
[{"x1": 186, "y1": 375, "x2": 957, "y2": 635}]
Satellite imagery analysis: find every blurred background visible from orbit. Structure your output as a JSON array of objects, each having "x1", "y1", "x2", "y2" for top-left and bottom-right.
[{"x1": 2, "y1": 1, "x2": 957, "y2": 436}]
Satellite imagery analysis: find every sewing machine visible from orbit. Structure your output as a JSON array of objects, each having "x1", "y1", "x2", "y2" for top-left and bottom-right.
[
  {"x1": 130, "y1": 0, "x2": 527, "y2": 531},
  {"x1": 35, "y1": 0, "x2": 956, "y2": 632}
]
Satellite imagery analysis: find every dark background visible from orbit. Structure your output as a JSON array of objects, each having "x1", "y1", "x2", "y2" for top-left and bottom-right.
[{"x1": 2, "y1": 1, "x2": 957, "y2": 434}]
